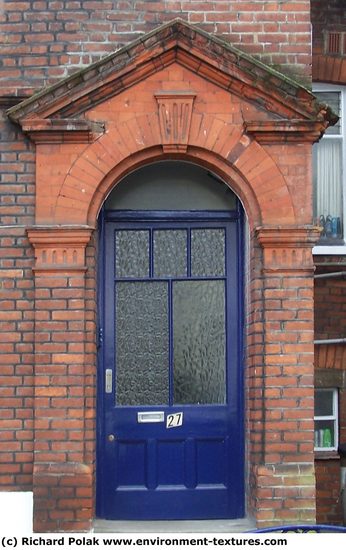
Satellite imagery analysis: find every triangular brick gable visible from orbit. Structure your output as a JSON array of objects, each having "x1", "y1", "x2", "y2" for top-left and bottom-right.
[{"x1": 7, "y1": 19, "x2": 333, "y2": 127}]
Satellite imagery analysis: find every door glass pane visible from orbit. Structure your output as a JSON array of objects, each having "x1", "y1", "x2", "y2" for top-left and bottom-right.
[
  {"x1": 154, "y1": 230, "x2": 187, "y2": 278},
  {"x1": 191, "y1": 229, "x2": 225, "y2": 277},
  {"x1": 115, "y1": 230, "x2": 149, "y2": 278},
  {"x1": 173, "y1": 280, "x2": 226, "y2": 404},
  {"x1": 115, "y1": 282, "x2": 169, "y2": 405}
]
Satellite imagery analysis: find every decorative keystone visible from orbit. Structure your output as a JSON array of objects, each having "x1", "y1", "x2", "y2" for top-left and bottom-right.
[
  {"x1": 155, "y1": 92, "x2": 196, "y2": 152},
  {"x1": 27, "y1": 227, "x2": 93, "y2": 272}
]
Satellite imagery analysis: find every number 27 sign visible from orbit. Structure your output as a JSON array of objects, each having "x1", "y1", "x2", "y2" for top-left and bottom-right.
[{"x1": 166, "y1": 412, "x2": 183, "y2": 428}]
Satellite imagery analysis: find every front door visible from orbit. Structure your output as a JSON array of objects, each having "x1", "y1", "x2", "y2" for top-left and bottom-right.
[{"x1": 97, "y1": 211, "x2": 244, "y2": 520}]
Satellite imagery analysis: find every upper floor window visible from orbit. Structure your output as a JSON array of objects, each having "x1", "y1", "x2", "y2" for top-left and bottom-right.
[
  {"x1": 314, "y1": 388, "x2": 338, "y2": 451},
  {"x1": 313, "y1": 84, "x2": 346, "y2": 253}
]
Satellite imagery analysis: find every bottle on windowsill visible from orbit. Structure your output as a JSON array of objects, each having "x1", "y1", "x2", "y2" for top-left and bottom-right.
[{"x1": 323, "y1": 428, "x2": 332, "y2": 448}]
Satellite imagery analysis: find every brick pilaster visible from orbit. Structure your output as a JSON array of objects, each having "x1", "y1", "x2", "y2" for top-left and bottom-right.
[
  {"x1": 250, "y1": 226, "x2": 320, "y2": 526},
  {"x1": 28, "y1": 227, "x2": 93, "y2": 532}
]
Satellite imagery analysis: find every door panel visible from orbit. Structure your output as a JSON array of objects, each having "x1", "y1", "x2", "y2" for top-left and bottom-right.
[{"x1": 97, "y1": 213, "x2": 244, "y2": 520}]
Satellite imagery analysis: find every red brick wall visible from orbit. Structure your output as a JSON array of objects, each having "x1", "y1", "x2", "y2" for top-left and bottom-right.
[
  {"x1": 0, "y1": 0, "x2": 312, "y2": 97},
  {"x1": 311, "y1": 0, "x2": 346, "y2": 82},
  {"x1": 314, "y1": 268, "x2": 346, "y2": 526},
  {"x1": 246, "y1": 237, "x2": 317, "y2": 525},
  {"x1": 311, "y1": 0, "x2": 346, "y2": 520},
  {"x1": 314, "y1": 274, "x2": 346, "y2": 341},
  {"x1": 311, "y1": 0, "x2": 346, "y2": 54},
  {"x1": 315, "y1": 459, "x2": 343, "y2": 524},
  {"x1": 0, "y1": 107, "x2": 35, "y2": 491},
  {"x1": 31, "y1": 264, "x2": 94, "y2": 531},
  {"x1": 311, "y1": 0, "x2": 346, "y2": 525},
  {"x1": 0, "y1": 0, "x2": 321, "y2": 532}
]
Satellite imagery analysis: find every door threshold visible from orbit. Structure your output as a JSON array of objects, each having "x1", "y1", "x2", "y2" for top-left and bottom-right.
[{"x1": 93, "y1": 518, "x2": 254, "y2": 533}]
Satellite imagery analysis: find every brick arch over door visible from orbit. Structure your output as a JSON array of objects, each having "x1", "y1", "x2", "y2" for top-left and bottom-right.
[{"x1": 51, "y1": 113, "x2": 294, "y2": 229}]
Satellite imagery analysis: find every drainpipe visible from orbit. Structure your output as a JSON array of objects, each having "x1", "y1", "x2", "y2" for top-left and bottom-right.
[
  {"x1": 339, "y1": 444, "x2": 346, "y2": 526},
  {"x1": 314, "y1": 272, "x2": 346, "y2": 279}
]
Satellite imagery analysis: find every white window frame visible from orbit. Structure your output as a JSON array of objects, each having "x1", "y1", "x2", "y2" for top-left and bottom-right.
[
  {"x1": 312, "y1": 83, "x2": 346, "y2": 255},
  {"x1": 314, "y1": 388, "x2": 339, "y2": 451}
]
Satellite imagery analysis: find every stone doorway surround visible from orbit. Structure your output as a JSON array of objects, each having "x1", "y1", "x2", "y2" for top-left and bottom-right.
[{"x1": 7, "y1": 19, "x2": 333, "y2": 532}]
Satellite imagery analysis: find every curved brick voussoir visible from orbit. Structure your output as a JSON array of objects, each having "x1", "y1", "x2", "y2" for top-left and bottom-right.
[
  {"x1": 55, "y1": 110, "x2": 295, "y2": 229},
  {"x1": 86, "y1": 144, "x2": 263, "y2": 230},
  {"x1": 56, "y1": 115, "x2": 160, "y2": 225},
  {"x1": 233, "y1": 140, "x2": 295, "y2": 225}
]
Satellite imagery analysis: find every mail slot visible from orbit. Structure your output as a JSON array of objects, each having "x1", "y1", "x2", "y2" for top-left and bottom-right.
[{"x1": 137, "y1": 411, "x2": 165, "y2": 423}]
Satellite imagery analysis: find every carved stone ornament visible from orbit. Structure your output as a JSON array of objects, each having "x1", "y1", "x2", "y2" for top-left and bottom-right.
[{"x1": 155, "y1": 92, "x2": 196, "y2": 152}]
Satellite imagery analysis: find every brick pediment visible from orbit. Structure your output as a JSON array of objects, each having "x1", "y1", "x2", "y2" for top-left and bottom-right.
[
  {"x1": 5, "y1": 20, "x2": 337, "y2": 232},
  {"x1": 7, "y1": 19, "x2": 333, "y2": 131}
]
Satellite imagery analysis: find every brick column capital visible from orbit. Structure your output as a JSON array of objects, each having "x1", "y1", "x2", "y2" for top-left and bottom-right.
[
  {"x1": 27, "y1": 226, "x2": 93, "y2": 273},
  {"x1": 256, "y1": 226, "x2": 321, "y2": 273},
  {"x1": 256, "y1": 225, "x2": 321, "y2": 247}
]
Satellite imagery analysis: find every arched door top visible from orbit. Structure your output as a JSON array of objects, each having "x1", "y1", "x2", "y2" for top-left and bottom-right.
[{"x1": 7, "y1": 20, "x2": 332, "y2": 231}]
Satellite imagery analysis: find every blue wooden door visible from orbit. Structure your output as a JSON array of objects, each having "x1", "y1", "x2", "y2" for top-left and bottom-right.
[{"x1": 97, "y1": 211, "x2": 244, "y2": 520}]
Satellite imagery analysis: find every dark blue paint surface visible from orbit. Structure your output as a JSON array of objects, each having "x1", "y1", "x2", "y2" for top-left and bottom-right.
[{"x1": 97, "y1": 210, "x2": 244, "y2": 520}]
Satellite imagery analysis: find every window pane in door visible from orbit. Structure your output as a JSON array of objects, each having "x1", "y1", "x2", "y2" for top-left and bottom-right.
[
  {"x1": 115, "y1": 230, "x2": 149, "y2": 278},
  {"x1": 115, "y1": 282, "x2": 169, "y2": 405},
  {"x1": 191, "y1": 229, "x2": 225, "y2": 277},
  {"x1": 173, "y1": 280, "x2": 226, "y2": 404},
  {"x1": 154, "y1": 230, "x2": 187, "y2": 277}
]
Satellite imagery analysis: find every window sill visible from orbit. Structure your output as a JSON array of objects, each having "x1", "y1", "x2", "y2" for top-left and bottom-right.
[
  {"x1": 313, "y1": 245, "x2": 346, "y2": 255},
  {"x1": 314, "y1": 450, "x2": 340, "y2": 459}
]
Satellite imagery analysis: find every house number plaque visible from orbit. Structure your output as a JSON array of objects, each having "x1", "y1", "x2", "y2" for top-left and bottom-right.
[{"x1": 166, "y1": 412, "x2": 183, "y2": 428}]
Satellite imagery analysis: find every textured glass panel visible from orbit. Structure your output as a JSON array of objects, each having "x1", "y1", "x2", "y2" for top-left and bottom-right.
[
  {"x1": 154, "y1": 230, "x2": 187, "y2": 277},
  {"x1": 115, "y1": 230, "x2": 149, "y2": 278},
  {"x1": 191, "y1": 229, "x2": 225, "y2": 277},
  {"x1": 173, "y1": 280, "x2": 226, "y2": 404},
  {"x1": 116, "y1": 282, "x2": 169, "y2": 405}
]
